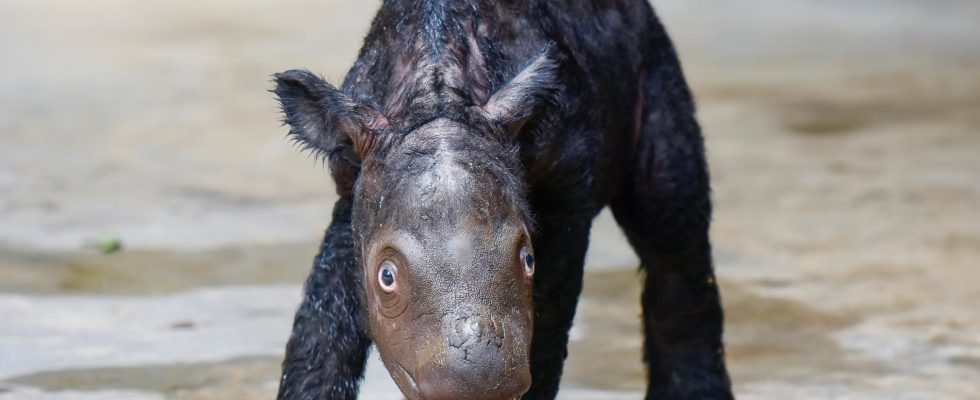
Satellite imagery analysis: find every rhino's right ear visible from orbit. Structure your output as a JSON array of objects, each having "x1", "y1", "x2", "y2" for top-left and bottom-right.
[
  {"x1": 480, "y1": 43, "x2": 563, "y2": 135},
  {"x1": 273, "y1": 70, "x2": 387, "y2": 158}
]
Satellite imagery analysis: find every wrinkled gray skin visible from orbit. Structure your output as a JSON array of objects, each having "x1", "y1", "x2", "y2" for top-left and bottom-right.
[
  {"x1": 274, "y1": 40, "x2": 556, "y2": 396},
  {"x1": 272, "y1": 16, "x2": 564, "y2": 393},
  {"x1": 354, "y1": 119, "x2": 535, "y2": 398}
]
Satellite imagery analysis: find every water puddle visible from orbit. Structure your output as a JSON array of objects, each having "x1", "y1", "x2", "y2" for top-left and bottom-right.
[
  {"x1": 566, "y1": 269, "x2": 867, "y2": 392},
  {"x1": 0, "y1": 244, "x2": 316, "y2": 295},
  {"x1": 3, "y1": 242, "x2": 977, "y2": 399},
  {"x1": 5, "y1": 357, "x2": 280, "y2": 400}
]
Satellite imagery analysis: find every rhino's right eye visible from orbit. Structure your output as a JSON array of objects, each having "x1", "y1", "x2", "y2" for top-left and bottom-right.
[
  {"x1": 520, "y1": 245, "x2": 534, "y2": 277},
  {"x1": 378, "y1": 260, "x2": 398, "y2": 293}
]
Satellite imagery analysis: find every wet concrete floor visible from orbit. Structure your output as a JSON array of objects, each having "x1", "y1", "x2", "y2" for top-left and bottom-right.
[{"x1": 2, "y1": 0, "x2": 979, "y2": 399}]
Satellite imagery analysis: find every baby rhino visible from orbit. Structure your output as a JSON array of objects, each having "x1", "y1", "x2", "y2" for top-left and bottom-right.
[{"x1": 272, "y1": 1, "x2": 732, "y2": 399}]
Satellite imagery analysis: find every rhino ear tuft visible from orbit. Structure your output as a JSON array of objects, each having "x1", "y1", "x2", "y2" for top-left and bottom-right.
[
  {"x1": 273, "y1": 70, "x2": 387, "y2": 158},
  {"x1": 481, "y1": 43, "x2": 563, "y2": 135}
]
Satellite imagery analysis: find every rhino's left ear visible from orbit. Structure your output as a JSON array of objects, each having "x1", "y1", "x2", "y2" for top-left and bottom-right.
[
  {"x1": 273, "y1": 70, "x2": 387, "y2": 158},
  {"x1": 480, "y1": 43, "x2": 563, "y2": 135}
]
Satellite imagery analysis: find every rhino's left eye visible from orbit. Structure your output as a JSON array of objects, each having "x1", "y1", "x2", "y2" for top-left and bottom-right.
[
  {"x1": 520, "y1": 245, "x2": 534, "y2": 277},
  {"x1": 378, "y1": 260, "x2": 398, "y2": 293}
]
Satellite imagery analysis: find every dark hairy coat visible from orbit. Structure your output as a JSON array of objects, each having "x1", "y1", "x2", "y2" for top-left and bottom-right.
[{"x1": 273, "y1": 0, "x2": 731, "y2": 399}]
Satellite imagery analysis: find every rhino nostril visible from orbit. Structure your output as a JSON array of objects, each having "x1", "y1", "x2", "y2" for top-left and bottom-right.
[
  {"x1": 450, "y1": 317, "x2": 469, "y2": 348},
  {"x1": 492, "y1": 318, "x2": 504, "y2": 348},
  {"x1": 471, "y1": 317, "x2": 483, "y2": 338}
]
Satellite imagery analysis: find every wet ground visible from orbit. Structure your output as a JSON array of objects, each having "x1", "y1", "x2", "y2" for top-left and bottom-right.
[{"x1": 2, "y1": 0, "x2": 979, "y2": 399}]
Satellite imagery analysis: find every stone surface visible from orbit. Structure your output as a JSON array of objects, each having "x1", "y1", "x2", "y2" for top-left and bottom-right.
[{"x1": 1, "y1": 0, "x2": 978, "y2": 399}]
